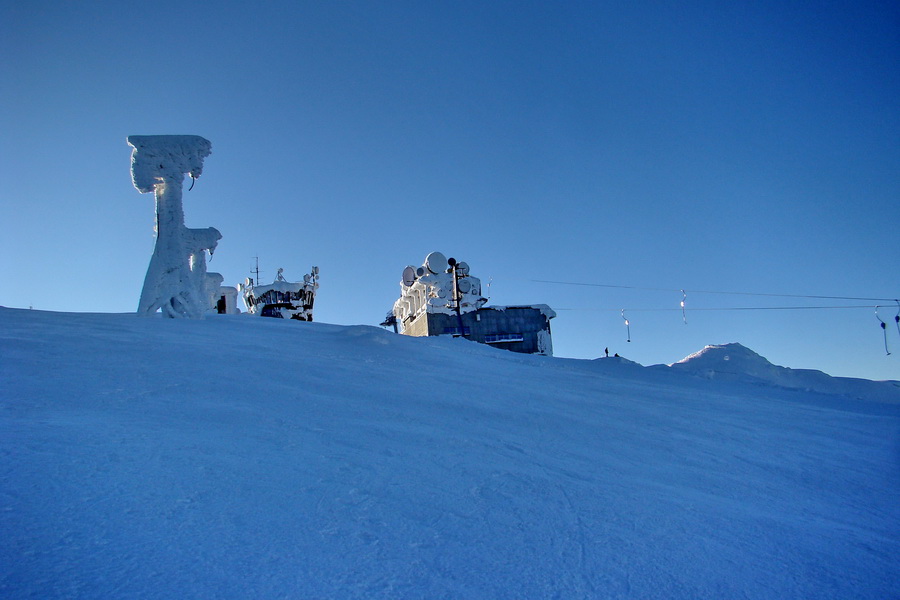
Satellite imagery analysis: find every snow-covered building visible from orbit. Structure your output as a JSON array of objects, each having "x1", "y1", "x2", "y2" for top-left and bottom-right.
[
  {"x1": 213, "y1": 285, "x2": 241, "y2": 315},
  {"x1": 239, "y1": 267, "x2": 319, "y2": 321},
  {"x1": 388, "y1": 252, "x2": 555, "y2": 355}
]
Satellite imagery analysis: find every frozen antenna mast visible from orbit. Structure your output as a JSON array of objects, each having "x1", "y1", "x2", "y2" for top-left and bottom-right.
[{"x1": 128, "y1": 135, "x2": 221, "y2": 318}]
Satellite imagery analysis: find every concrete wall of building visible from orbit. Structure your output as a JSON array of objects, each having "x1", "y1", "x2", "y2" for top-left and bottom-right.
[
  {"x1": 404, "y1": 312, "x2": 431, "y2": 337},
  {"x1": 403, "y1": 306, "x2": 553, "y2": 355}
]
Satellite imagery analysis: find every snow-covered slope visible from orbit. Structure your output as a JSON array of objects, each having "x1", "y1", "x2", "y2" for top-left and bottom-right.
[
  {"x1": 671, "y1": 342, "x2": 900, "y2": 402},
  {"x1": 2, "y1": 308, "x2": 898, "y2": 599}
]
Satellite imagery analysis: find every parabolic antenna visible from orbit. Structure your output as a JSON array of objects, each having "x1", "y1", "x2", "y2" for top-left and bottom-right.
[
  {"x1": 456, "y1": 261, "x2": 470, "y2": 276},
  {"x1": 402, "y1": 266, "x2": 416, "y2": 287},
  {"x1": 416, "y1": 266, "x2": 427, "y2": 277},
  {"x1": 457, "y1": 278, "x2": 472, "y2": 293},
  {"x1": 424, "y1": 251, "x2": 448, "y2": 274}
]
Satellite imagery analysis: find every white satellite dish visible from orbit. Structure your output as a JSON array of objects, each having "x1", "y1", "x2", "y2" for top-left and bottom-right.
[
  {"x1": 457, "y1": 278, "x2": 472, "y2": 293},
  {"x1": 456, "y1": 261, "x2": 470, "y2": 276},
  {"x1": 402, "y1": 266, "x2": 416, "y2": 287},
  {"x1": 416, "y1": 266, "x2": 427, "y2": 277},
  {"x1": 424, "y1": 251, "x2": 448, "y2": 274}
]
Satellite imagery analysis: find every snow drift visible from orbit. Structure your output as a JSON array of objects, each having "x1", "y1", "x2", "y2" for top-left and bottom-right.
[{"x1": 1, "y1": 307, "x2": 898, "y2": 599}]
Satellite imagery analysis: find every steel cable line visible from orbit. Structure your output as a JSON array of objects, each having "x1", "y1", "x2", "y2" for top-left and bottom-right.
[
  {"x1": 529, "y1": 278, "x2": 897, "y2": 303},
  {"x1": 553, "y1": 305, "x2": 877, "y2": 312}
]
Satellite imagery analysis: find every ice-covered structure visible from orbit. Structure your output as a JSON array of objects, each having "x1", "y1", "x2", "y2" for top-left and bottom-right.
[
  {"x1": 392, "y1": 251, "x2": 487, "y2": 322},
  {"x1": 239, "y1": 267, "x2": 320, "y2": 321},
  {"x1": 388, "y1": 252, "x2": 555, "y2": 355},
  {"x1": 128, "y1": 135, "x2": 222, "y2": 319},
  {"x1": 213, "y1": 285, "x2": 241, "y2": 315}
]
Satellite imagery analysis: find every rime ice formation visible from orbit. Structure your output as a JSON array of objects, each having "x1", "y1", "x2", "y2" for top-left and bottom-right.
[
  {"x1": 239, "y1": 267, "x2": 320, "y2": 321},
  {"x1": 204, "y1": 272, "x2": 225, "y2": 309},
  {"x1": 185, "y1": 226, "x2": 223, "y2": 311},
  {"x1": 128, "y1": 135, "x2": 221, "y2": 318},
  {"x1": 391, "y1": 251, "x2": 487, "y2": 324}
]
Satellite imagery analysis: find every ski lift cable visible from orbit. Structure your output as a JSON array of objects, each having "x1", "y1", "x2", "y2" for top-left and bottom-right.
[
  {"x1": 553, "y1": 304, "x2": 876, "y2": 312},
  {"x1": 529, "y1": 278, "x2": 896, "y2": 303}
]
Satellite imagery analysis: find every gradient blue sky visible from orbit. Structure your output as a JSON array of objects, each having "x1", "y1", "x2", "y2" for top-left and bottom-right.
[{"x1": 2, "y1": 1, "x2": 897, "y2": 380}]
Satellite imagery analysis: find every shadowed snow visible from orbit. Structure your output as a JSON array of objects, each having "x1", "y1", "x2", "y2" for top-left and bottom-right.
[{"x1": 2, "y1": 308, "x2": 898, "y2": 599}]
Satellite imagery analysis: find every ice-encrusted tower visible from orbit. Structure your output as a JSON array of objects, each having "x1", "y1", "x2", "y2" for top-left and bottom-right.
[{"x1": 128, "y1": 135, "x2": 221, "y2": 318}]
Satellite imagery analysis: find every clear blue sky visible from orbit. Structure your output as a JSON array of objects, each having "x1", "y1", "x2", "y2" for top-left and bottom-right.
[{"x1": 2, "y1": 1, "x2": 897, "y2": 380}]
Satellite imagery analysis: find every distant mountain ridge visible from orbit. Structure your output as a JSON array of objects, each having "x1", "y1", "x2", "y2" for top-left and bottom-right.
[{"x1": 670, "y1": 342, "x2": 900, "y2": 402}]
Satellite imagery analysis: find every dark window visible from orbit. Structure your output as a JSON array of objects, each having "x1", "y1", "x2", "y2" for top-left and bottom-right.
[
  {"x1": 485, "y1": 333, "x2": 524, "y2": 344},
  {"x1": 442, "y1": 327, "x2": 471, "y2": 336}
]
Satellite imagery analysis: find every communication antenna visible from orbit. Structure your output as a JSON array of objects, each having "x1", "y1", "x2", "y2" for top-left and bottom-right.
[
  {"x1": 622, "y1": 309, "x2": 631, "y2": 342},
  {"x1": 251, "y1": 256, "x2": 262, "y2": 285},
  {"x1": 402, "y1": 266, "x2": 416, "y2": 287},
  {"x1": 681, "y1": 290, "x2": 687, "y2": 324},
  {"x1": 447, "y1": 257, "x2": 465, "y2": 334},
  {"x1": 425, "y1": 251, "x2": 448, "y2": 274},
  {"x1": 448, "y1": 257, "x2": 460, "y2": 307}
]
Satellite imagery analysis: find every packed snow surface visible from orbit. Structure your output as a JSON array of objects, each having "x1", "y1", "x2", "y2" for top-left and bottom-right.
[{"x1": 2, "y1": 307, "x2": 898, "y2": 599}]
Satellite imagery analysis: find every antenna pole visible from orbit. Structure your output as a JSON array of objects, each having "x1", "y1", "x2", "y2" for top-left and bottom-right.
[
  {"x1": 252, "y1": 256, "x2": 261, "y2": 285},
  {"x1": 448, "y1": 257, "x2": 465, "y2": 337}
]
